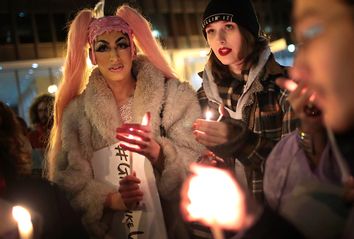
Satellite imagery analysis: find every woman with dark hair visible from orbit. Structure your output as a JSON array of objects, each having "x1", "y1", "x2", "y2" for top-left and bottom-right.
[
  {"x1": 0, "y1": 102, "x2": 32, "y2": 180},
  {"x1": 193, "y1": 0, "x2": 298, "y2": 202},
  {"x1": 183, "y1": 0, "x2": 354, "y2": 238},
  {"x1": 0, "y1": 101, "x2": 88, "y2": 239}
]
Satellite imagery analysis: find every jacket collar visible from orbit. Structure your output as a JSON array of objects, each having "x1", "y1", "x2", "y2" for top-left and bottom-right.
[{"x1": 201, "y1": 47, "x2": 285, "y2": 121}]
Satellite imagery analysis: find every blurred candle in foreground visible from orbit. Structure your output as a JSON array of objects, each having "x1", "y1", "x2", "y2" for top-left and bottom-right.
[
  {"x1": 12, "y1": 205, "x2": 33, "y2": 239},
  {"x1": 183, "y1": 164, "x2": 247, "y2": 238}
]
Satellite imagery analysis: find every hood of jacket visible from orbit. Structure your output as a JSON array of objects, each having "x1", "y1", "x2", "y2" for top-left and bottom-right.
[{"x1": 202, "y1": 47, "x2": 273, "y2": 121}]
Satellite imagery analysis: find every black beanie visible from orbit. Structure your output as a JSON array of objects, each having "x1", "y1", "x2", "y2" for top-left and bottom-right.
[{"x1": 202, "y1": 0, "x2": 260, "y2": 38}]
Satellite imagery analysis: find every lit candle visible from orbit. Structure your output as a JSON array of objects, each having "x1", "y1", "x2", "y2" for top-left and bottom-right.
[
  {"x1": 205, "y1": 110, "x2": 213, "y2": 121},
  {"x1": 183, "y1": 164, "x2": 246, "y2": 239},
  {"x1": 12, "y1": 205, "x2": 33, "y2": 239},
  {"x1": 141, "y1": 112, "x2": 150, "y2": 126},
  {"x1": 128, "y1": 128, "x2": 134, "y2": 175}
]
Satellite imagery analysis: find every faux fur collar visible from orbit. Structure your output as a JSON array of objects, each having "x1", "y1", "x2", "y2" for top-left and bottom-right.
[{"x1": 83, "y1": 55, "x2": 167, "y2": 144}]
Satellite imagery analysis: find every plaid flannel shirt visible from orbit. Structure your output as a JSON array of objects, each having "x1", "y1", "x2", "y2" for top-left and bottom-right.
[{"x1": 197, "y1": 54, "x2": 299, "y2": 203}]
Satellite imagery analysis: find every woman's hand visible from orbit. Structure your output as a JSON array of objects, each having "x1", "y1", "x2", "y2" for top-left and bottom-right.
[
  {"x1": 276, "y1": 77, "x2": 322, "y2": 134},
  {"x1": 105, "y1": 173, "x2": 143, "y2": 211},
  {"x1": 118, "y1": 172, "x2": 144, "y2": 210},
  {"x1": 197, "y1": 150, "x2": 226, "y2": 168},
  {"x1": 116, "y1": 112, "x2": 161, "y2": 165},
  {"x1": 193, "y1": 120, "x2": 229, "y2": 146},
  {"x1": 276, "y1": 65, "x2": 327, "y2": 162},
  {"x1": 193, "y1": 104, "x2": 231, "y2": 147}
]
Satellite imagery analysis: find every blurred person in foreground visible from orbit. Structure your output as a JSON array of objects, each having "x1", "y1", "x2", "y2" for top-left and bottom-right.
[
  {"x1": 0, "y1": 101, "x2": 88, "y2": 239},
  {"x1": 181, "y1": 0, "x2": 354, "y2": 238}
]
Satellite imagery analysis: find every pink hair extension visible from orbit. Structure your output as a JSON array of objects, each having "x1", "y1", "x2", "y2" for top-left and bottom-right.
[
  {"x1": 116, "y1": 5, "x2": 177, "y2": 79},
  {"x1": 46, "y1": 9, "x2": 93, "y2": 180}
]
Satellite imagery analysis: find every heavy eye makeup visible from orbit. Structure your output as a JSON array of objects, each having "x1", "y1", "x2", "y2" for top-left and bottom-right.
[
  {"x1": 94, "y1": 36, "x2": 130, "y2": 52},
  {"x1": 295, "y1": 17, "x2": 324, "y2": 46}
]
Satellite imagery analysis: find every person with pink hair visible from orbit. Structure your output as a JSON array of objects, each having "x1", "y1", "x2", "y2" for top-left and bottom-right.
[{"x1": 46, "y1": 5, "x2": 204, "y2": 238}]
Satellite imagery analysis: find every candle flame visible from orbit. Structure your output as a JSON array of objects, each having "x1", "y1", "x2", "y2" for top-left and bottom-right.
[
  {"x1": 12, "y1": 205, "x2": 33, "y2": 236},
  {"x1": 284, "y1": 80, "x2": 298, "y2": 92},
  {"x1": 141, "y1": 112, "x2": 150, "y2": 126},
  {"x1": 184, "y1": 164, "x2": 246, "y2": 229},
  {"x1": 205, "y1": 111, "x2": 213, "y2": 121}
]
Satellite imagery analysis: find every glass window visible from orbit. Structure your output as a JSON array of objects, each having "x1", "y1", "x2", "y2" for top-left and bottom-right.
[
  {"x1": 163, "y1": 14, "x2": 174, "y2": 37},
  {"x1": 0, "y1": 13, "x2": 13, "y2": 44},
  {"x1": 16, "y1": 11, "x2": 34, "y2": 43},
  {"x1": 188, "y1": 13, "x2": 200, "y2": 35},
  {"x1": 0, "y1": 71, "x2": 19, "y2": 110},
  {"x1": 175, "y1": 14, "x2": 186, "y2": 36},
  {"x1": 53, "y1": 13, "x2": 68, "y2": 42},
  {"x1": 35, "y1": 14, "x2": 52, "y2": 42}
]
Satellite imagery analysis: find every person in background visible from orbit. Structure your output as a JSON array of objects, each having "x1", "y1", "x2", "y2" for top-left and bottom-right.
[
  {"x1": 28, "y1": 94, "x2": 54, "y2": 175},
  {"x1": 46, "y1": 4, "x2": 203, "y2": 238},
  {"x1": 0, "y1": 101, "x2": 88, "y2": 239}
]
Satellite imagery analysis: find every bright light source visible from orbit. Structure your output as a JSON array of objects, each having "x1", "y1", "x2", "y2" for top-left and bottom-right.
[
  {"x1": 0, "y1": 66, "x2": 3, "y2": 70},
  {"x1": 286, "y1": 26, "x2": 292, "y2": 32},
  {"x1": 287, "y1": 44, "x2": 296, "y2": 53},
  {"x1": 32, "y1": 63, "x2": 38, "y2": 68},
  {"x1": 199, "y1": 50, "x2": 208, "y2": 57},
  {"x1": 86, "y1": 57, "x2": 94, "y2": 68},
  {"x1": 48, "y1": 84, "x2": 58, "y2": 94},
  {"x1": 184, "y1": 164, "x2": 245, "y2": 229},
  {"x1": 152, "y1": 30, "x2": 160, "y2": 38},
  {"x1": 205, "y1": 110, "x2": 213, "y2": 121},
  {"x1": 12, "y1": 205, "x2": 33, "y2": 238}
]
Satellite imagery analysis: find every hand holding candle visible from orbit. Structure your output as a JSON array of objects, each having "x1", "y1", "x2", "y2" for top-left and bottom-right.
[
  {"x1": 116, "y1": 112, "x2": 162, "y2": 164},
  {"x1": 193, "y1": 105, "x2": 230, "y2": 147},
  {"x1": 118, "y1": 172, "x2": 144, "y2": 210},
  {"x1": 180, "y1": 164, "x2": 253, "y2": 237}
]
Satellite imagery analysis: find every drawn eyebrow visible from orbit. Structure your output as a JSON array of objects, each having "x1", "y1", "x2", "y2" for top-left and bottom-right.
[{"x1": 116, "y1": 36, "x2": 128, "y2": 43}]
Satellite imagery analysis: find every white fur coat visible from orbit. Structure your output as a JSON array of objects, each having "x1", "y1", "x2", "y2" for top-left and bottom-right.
[{"x1": 53, "y1": 55, "x2": 204, "y2": 238}]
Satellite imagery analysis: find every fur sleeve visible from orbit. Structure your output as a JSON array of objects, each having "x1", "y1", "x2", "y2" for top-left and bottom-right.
[
  {"x1": 53, "y1": 98, "x2": 115, "y2": 237},
  {"x1": 155, "y1": 81, "x2": 205, "y2": 200}
]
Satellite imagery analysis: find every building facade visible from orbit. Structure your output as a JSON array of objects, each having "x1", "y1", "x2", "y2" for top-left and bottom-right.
[{"x1": 0, "y1": 0, "x2": 293, "y2": 122}]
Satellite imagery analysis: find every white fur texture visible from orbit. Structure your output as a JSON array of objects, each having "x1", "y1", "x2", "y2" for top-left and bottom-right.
[{"x1": 53, "y1": 55, "x2": 204, "y2": 238}]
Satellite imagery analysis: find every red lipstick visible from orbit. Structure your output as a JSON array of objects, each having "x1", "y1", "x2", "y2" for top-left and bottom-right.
[{"x1": 218, "y1": 47, "x2": 232, "y2": 56}]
